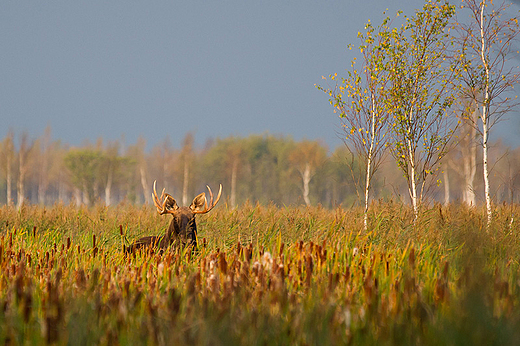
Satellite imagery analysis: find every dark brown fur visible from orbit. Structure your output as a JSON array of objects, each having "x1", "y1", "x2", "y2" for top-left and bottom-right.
[{"x1": 124, "y1": 207, "x2": 198, "y2": 254}]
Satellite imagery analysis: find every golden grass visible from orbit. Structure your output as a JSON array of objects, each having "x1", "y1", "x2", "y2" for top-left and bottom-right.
[{"x1": 0, "y1": 202, "x2": 519, "y2": 344}]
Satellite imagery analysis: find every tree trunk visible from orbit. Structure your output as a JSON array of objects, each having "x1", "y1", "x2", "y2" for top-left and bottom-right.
[
  {"x1": 463, "y1": 110, "x2": 477, "y2": 206},
  {"x1": 443, "y1": 169, "x2": 450, "y2": 206},
  {"x1": 74, "y1": 187, "x2": 82, "y2": 205},
  {"x1": 482, "y1": 112, "x2": 491, "y2": 226},
  {"x1": 448, "y1": 107, "x2": 477, "y2": 206},
  {"x1": 17, "y1": 150, "x2": 25, "y2": 209},
  {"x1": 364, "y1": 95, "x2": 377, "y2": 231},
  {"x1": 479, "y1": 0, "x2": 492, "y2": 228},
  {"x1": 301, "y1": 163, "x2": 311, "y2": 207},
  {"x1": 17, "y1": 175, "x2": 24, "y2": 209},
  {"x1": 364, "y1": 152, "x2": 371, "y2": 230},
  {"x1": 406, "y1": 138, "x2": 419, "y2": 220},
  {"x1": 105, "y1": 164, "x2": 113, "y2": 206},
  {"x1": 140, "y1": 166, "x2": 149, "y2": 204}
]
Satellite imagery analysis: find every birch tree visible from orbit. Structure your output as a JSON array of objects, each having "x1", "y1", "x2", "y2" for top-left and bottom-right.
[
  {"x1": 319, "y1": 17, "x2": 392, "y2": 229},
  {"x1": 288, "y1": 141, "x2": 326, "y2": 207},
  {"x1": 455, "y1": 0, "x2": 520, "y2": 227},
  {"x1": 449, "y1": 92, "x2": 480, "y2": 206},
  {"x1": 386, "y1": 1, "x2": 458, "y2": 220}
]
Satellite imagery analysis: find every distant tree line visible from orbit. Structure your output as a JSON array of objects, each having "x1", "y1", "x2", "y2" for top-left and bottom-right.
[{"x1": 0, "y1": 126, "x2": 519, "y2": 208}]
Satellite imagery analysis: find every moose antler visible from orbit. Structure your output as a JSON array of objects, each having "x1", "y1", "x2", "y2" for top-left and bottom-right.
[
  {"x1": 193, "y1": 184, "x2": 222, "y2": 214},
  {"x1": 152, "y1": 180, "x2": 178, "y2": 215}
]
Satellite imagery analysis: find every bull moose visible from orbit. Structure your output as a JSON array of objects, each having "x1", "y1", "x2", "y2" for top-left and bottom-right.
[{"x1": 124, "y1": 181, "x2": 222, "y2": 253}]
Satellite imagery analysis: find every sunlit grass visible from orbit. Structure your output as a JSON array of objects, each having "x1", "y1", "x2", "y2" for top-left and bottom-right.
[{"x1": 0, "y1": 202, "x2": 519, "y2": 344}]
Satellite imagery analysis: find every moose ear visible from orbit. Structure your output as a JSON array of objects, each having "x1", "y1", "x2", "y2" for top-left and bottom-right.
[
  {"x1": 189, "y1": 192, "x2": 206, "y2": 212},
  {"x1": 164, "y1": 195, "x2": 179, "y2": 211}
]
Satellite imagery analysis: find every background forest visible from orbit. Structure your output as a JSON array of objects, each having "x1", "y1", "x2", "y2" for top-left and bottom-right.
[{"x1": 0, "y1": 126, "x2": 519, "y2": 209}]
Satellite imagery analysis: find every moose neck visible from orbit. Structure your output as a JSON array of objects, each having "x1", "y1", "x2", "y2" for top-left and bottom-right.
[{"x1": 166, "y1": 208, "x2": 198, "y2": 248}]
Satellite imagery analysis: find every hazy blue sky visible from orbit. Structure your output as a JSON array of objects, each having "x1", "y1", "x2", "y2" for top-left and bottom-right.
[{"x1": 1, "y1": 1, "x2": 519, "y2": 151}]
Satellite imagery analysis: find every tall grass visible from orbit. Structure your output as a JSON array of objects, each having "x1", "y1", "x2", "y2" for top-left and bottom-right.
[{"x1": 0, "y1": 202, "x2": 519, "y2": 344}]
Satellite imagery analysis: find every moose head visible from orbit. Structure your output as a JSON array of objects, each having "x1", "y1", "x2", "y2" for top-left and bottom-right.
[{"x1": 124, "y1": 181, "x2": 222, "y2": 253}]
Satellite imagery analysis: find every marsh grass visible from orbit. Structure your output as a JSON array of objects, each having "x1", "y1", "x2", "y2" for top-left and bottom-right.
[{"x1": 1, "y1": 202, "x2": 520, "y2": 344}]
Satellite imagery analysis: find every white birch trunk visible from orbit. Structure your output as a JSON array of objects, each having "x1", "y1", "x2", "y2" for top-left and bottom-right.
[
  {"x1": 74, "y1": 187, "x2": 82, "y2": 205},
  {"x1": 364, "y1": 94, "x2": 377, "y2": 231},
  {"x1": 479, "y1": 0, "x2": 492, "y2": 227},
  {"x1": 105, "y1": 165, "x2": 113, "y2": 206},
  {"x1": 482, "y1": 114, "x2": 491, "y2": 225},
  {"x1": 16, "y1": 178, "x2": 24, "y2": 209},
  {"x1": 406, "y1": 134, "x2": 418, "y2": 220},
  {"x1": 301, "y1": 163, "x2": 311, "y2": 207},
  {"x1": 17, "y1": 150, "x2": 25, "y2": 209},
  {"x1": 364, "y1": 152, "x2": 372, "y2": 230},
  {"x1": 406, "y1": 92, "x2": 419, "y2": 220},
  {"x1": 140, "y1": 166, "x2": 149, "y2": 204},
  {"x1": 463, "y1": 111, "x2": 477, "y2": 206}
]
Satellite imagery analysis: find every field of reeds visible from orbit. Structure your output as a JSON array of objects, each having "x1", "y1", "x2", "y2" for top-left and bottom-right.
[{"x1": 1, "y1": 202, "x2": 520, "y2": 345}]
